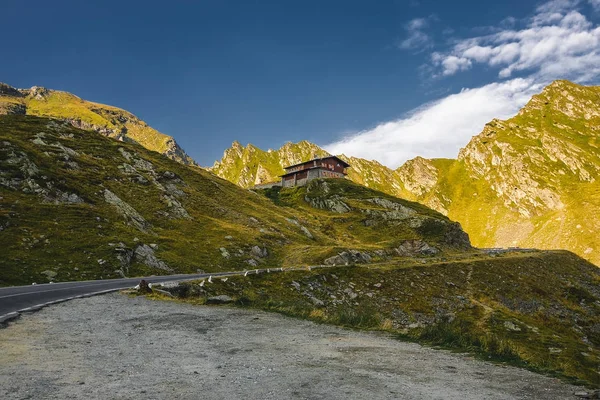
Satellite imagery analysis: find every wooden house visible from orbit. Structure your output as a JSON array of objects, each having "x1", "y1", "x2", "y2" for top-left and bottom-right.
[{"x1": 280, "y1": 155, "x2": 350, "y2": 187}]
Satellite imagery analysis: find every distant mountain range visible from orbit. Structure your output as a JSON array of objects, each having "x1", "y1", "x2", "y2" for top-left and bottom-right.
[{"x1": 211, "y1": 80, "x2": 600, "y2": 266}]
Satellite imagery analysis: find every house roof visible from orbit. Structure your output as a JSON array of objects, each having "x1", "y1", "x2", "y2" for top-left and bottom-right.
[
  {"x1": 280, "y1": 165, "x2": 349, "y2": 178},
  {"x1": 283, "y1": 155, "x2": 350, "y2": 170}
]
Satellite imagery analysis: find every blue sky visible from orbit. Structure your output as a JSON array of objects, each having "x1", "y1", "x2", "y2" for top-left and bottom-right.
[{"x1": 2, "y1": 0, "x2": 600, "y2": 167}]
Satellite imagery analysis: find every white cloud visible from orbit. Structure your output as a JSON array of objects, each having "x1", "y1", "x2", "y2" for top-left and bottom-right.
[
  {"x1": 323, "y1": 0, "x2": 600, "y2": 169},
  {"x1": 324, "y1": 79, "x2": 540, "y2": 168},
  {"x1": 432, "y1": 3, "x2": 600, "y2": 80},
  {"x1": 399, "y1": 17, "x2": 434, "y2": 50}
]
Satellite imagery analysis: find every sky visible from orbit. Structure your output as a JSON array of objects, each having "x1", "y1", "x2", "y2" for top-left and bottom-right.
[{"x1": 2, "y1": 0, "x2": 600, "y2": 168}]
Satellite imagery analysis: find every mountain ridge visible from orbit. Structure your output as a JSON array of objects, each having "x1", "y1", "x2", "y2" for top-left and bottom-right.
[
  {"x1": 211, "y1": 80, "x2": 600, "y2": 266},
  {"x1": 0, "y1": 82, "x2": 196, "y2": 166}
]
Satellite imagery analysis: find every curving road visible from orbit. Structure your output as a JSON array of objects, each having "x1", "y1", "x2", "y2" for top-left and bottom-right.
[{"x1": 0, "y1": 272, "x2": 239, "y2": 323}]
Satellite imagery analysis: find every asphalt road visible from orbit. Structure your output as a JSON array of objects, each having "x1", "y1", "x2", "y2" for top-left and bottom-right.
[{"x1": 0, "y1": 272, "x2": 238, "y2": 321}]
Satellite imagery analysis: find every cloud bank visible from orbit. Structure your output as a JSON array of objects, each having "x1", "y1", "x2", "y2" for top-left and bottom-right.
[{"x1": 325, "y1": 0, "x2": 600, "y2": 169}]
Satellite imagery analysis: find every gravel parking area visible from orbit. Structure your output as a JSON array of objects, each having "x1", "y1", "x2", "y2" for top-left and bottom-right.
[{"x1": 0, "y1": 293, "x2": 581, "y2": 399}]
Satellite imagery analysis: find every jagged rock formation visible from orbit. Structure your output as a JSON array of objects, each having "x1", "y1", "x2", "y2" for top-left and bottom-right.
[
  {"x1": 210, "y1": 140, "x2": 330, "y2": 187},
  {"x1": 212, "y1": 80, "x2": 600, "y2": 266},
  {"x1": 0, "y1": 82, "x2": 196, "y2": 165}
]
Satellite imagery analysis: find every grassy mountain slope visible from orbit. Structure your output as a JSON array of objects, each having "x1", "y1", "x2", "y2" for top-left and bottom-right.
[
  {"x1": 163, "y1": 250, "x2": 600, "y2": 387},
  {"x1": 211, "y1": 80, "x2": 600, "y2": 266},
  {"x1": 401, "y1": 80, "x2": 600, "y2": 265},
  {"x1": 0, "y1": 82, "x2": 196, "y2": 165},
  {"x1": 0, "y1": 115, "x2": 470, "y2": 286}
]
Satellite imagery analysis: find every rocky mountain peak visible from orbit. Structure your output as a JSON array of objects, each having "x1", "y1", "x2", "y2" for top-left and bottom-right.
[
  {"x1": 0, "y1": 82, "x2": 197, "y2": 166},
  {"x1": 26, "y1": 86, "x2": 52, "y2": 100},
  {"x1": 396, "y1": 156, "x2": 438, "y2": 197},
  {"x1": 0, "y1": 82, "x2": 23, "y2": 97}
]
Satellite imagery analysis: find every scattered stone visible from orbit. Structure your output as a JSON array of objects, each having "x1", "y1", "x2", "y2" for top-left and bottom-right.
[
  {"x1": 548, "y1": 347, "x2": 562, "y2": 354},
  {"x1": 574, "y1": 390, "x2": 600, "y2": 399},
  {"x1": 103, "y1": 189, "x2": 149, "y2": 232},
  {"x1": 300, "y1": 226, "x2": 313, "y2": 239},
  {"x1": 395, "y1": 240, "x2": 439, "y2": 257},
  {"x1": 134, "y1": 244, "x2": 171, "y2": 271},
  {"x1": 308, "y1": 296, "x2": 325, "y2": 307},
  {"x1": 305, "y1": 194, "x2": 351, "y2": 213},
  {"x1": 220, "y1": 248, "x2": 230, "y2": 259},
  {"x1": 163, "y1": 194, "x2": 191, "y2": 219},
  {"x1": 162, "y1": 171, "x2": 177, "y2": 179},
  {"x1": 41, "y1": 270, "x2": 57, "y2": 279},
  {"x1": 324, "y1": 250, "x2": 372, "y2": 265},
  {"x1": 504, "y1": 321, "x2": 522, "y2": 332},
  {"x1": 246, "y1": 259, "x2": 259, "y2": 267},
  {"x1": 206, "y1": 295, "x2": 234, "y2": 305},
  {"x1": 251, "y1": 246, "x2": 268, "y2": 258}
]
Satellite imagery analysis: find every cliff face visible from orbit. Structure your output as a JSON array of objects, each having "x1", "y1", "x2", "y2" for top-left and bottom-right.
[
  {"x1": 0, "y1": 83, "x2": 196, "y2": 165},
  {"x1": 212, "y1": 80, "x2": 600, "y2": 266},
  {"x1": 397, "y1": 80, "x2": 600, "y2": 265}
]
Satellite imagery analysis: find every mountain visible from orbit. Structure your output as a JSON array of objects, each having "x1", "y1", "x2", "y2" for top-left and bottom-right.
[
  {"x1": 209, "y1": 140, "x2": 404, "y2": 193},
  {"x1": 400, "y1": 80, "x2": 600, "y2": 265},
  {"x1": 210, "y1": 140, "x2": 330, "y2": 187},
  {"x1": 0, "y1": 114, "x2": 471, "y2": 286},
  {"x1": 2, "y1": 93, "x2": 599, "y2": 387},
  {"x1": 211, "y1": 80, "x2": 600, "y2": 266},
  {"x1": 0, "y1": 82, "x2": 196, "y2": 165}
]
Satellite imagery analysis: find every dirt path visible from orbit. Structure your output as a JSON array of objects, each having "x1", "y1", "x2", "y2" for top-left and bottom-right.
[{"x1": 0, "y1": 293, "x2": 581, "y2": 399}]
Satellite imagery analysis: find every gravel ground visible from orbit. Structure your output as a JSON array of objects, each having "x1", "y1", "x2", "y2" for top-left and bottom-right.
[{"x1": 0, "y1": 293, "x2": 582, "y2": 400}]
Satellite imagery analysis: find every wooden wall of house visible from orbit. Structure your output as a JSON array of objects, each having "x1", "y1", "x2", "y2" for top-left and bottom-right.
[
  {"x1": 284, "y1": 158, "x2": 347, "y2": 175},
  {"x1": 318, "y1": 159, "x2": 346, "y2": 174},
  {"x1": 282, "y1": 165, "x2": 346, "y2": 187}
]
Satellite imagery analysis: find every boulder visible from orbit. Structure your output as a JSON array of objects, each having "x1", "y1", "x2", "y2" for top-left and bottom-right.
[
  {"x1": 300, "y1": 226, "x2": 314, "y2": 239},
  {"x1": 251, "y1": 245, "x2": 268, "y2": 258},
  {"x1": 137, "y1": 279, "x2": 152, "y2": 294},
  {"x1": 206, "y1": 295, "x2": 234, "y2": 305},
  {"x1": 324, "y1": 250, "x2": 372, "y2": 265},
  {"x1": 395, "y1": 240, "x2": 439, "y2": 257},
  {"x1": 134, "y1": 244, "x2": 172, "y2": 271}
]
